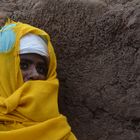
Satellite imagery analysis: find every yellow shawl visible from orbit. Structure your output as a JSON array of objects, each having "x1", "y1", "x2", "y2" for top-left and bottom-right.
[{"x1": 0, "y1": 20, "x2": 77, "y2": 140}]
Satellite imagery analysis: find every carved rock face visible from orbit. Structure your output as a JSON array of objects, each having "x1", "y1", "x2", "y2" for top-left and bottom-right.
[{"x1": 0, "y1": 12, "x2": 7, "y2": 28}]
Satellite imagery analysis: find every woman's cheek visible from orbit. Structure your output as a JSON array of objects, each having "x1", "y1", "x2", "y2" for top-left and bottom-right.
[{"x1": 21, "y1": 71, "x2": 29, "y2": 82}]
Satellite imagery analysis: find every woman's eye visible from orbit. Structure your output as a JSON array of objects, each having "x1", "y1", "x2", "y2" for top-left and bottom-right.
[
  {"x1": 36, "y1": 65, "x2": 47, "y2": 76},
  {"x1": 20, "y1": 62, "x2": 29, "y2": 70}
]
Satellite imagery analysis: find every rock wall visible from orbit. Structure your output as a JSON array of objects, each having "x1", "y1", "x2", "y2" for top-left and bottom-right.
[{"x1": 0, "y1": 0, "x2": 140, "y2": 139}]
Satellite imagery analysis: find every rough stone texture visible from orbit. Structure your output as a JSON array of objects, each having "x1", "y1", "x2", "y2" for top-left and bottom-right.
[{"x1": 0, "y1": 0, "x2": 140, "y2": 139}]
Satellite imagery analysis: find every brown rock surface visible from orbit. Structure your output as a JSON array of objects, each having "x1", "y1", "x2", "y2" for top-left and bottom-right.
[{"x1": 0, "y1": 0, "x2": 140, "y2": 139}]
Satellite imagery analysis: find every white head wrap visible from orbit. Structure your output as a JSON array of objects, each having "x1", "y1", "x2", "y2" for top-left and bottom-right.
[{"x1": 20, "y1": 33, "x2": 48, "y2": 57}]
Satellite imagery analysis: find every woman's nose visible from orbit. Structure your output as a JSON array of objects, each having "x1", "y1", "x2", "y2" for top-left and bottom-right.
[{"x1": 29, "y1": 67, "x2": 40, "y2": 80}]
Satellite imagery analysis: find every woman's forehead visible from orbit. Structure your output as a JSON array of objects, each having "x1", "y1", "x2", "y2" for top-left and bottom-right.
[{"x1": 20, "y1": 53, "x2": 47, "y2": 64}]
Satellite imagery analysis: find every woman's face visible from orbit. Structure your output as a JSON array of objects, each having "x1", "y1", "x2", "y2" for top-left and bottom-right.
[{"x1": 20, "y1": 53, "x2": 48, "y2": 82}]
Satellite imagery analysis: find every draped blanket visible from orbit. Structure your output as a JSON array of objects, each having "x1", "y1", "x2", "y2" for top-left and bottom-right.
[{"x1": 0, "y1": 20, "x2": 77, "y2": 140}]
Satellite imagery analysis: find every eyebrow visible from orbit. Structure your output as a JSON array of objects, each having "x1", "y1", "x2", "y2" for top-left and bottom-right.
[
  {"x1": 20, "y1": 58, "x2": 34, "y2": 64},
  {"x1": 20, "y1": 58, "x2": 47, "y2": 66}
]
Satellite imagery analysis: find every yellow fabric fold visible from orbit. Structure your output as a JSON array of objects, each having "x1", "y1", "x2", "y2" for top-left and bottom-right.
[
  {"x1": 0, "y1": 115, "x2": 76, "y2": 140},
  {"x1": 0, "y1": 20, "x2": 77, "y2": 140}
]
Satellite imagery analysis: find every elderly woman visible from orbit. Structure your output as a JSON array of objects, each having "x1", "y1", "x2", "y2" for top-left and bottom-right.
[{"x1": 0, "y1": 18, "x2": 77, "y2": 140}]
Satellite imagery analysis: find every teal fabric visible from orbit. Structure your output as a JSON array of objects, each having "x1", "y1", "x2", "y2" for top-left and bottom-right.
[{"x1": 0, "y1": 24, "x2": 16, "y2": 52}]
